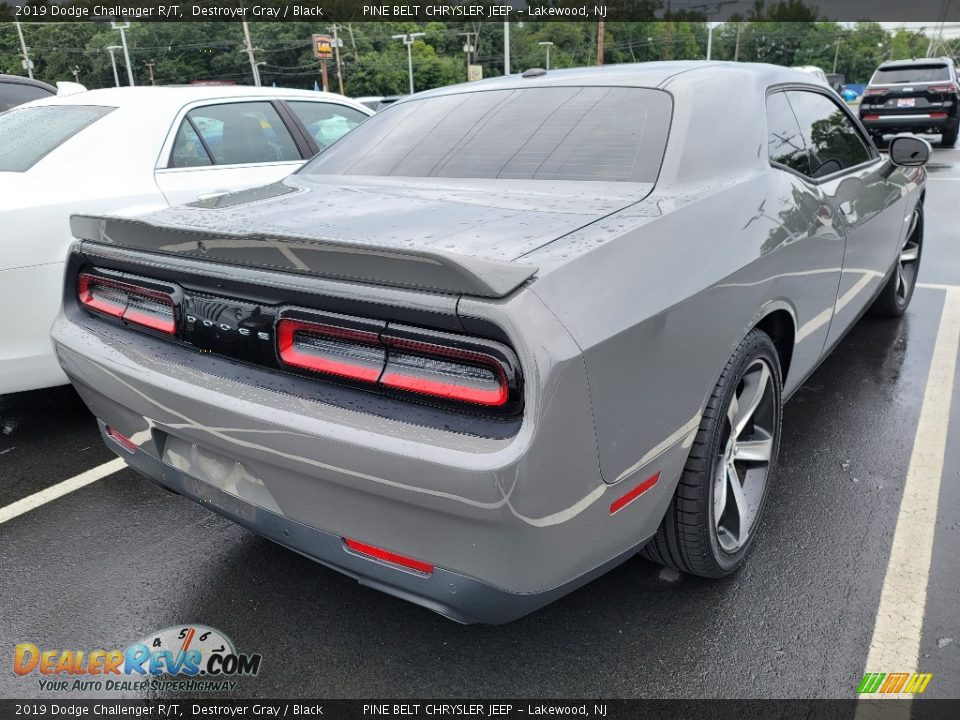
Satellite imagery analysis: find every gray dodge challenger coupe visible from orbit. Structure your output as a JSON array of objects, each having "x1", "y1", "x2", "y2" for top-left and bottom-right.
[{"x1": 52, "y1": 62, "x2": 929, "y2": 623}]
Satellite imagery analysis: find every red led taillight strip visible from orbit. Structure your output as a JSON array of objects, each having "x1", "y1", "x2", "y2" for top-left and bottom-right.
[
  {"x1": 343, "y1": 538, "x2": 434, "y2": 574},
  {"x1": 276, "y1": 316, "x2": 516, "y2": 410},
  {"x1": 381, "y1": 337, "x2": 509, "y2": 407},
  {"x1": 77, "y1": 273, "x2": 175, "y2": 335},
  {"x1": 276, "y1": 318, "x2": 384, "y2": 382}
]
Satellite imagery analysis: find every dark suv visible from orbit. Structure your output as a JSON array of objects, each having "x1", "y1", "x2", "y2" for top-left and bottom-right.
[
  {"x1": 859, "y1": 58, "x2": 959, "y2": 147},
  {"x1": 0, "y1": 74, "x2": 55, "y2": 113}
]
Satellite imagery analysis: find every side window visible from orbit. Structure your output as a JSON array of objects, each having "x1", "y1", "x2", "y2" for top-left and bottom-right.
[
  {"x1": 766, "y1": 91, "x2": 810, "y2": 175},
  {"x1": 786, "y1": 90, "x2": 872, "y2": 178},
  {"x1": 287, "y1": 101, "x2": 369, "y2": 149},
  {"x1": 170, "y1": 120, "x2": 212, "y2": 168},
  {"x1": 0, "y1": 82, "x2": 54, "y2": 112},
  {"x1": 182, "y1": 102, "x2": 301, "y2": 166}
]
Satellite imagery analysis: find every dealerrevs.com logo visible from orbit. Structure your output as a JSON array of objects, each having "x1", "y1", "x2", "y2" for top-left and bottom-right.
[{"x1": 14, "y1": 625, "x2": 262, "y2": 693}]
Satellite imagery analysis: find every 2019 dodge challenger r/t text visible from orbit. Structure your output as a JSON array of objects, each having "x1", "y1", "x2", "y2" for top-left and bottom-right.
[{"x1": 51, "y1": 62, "x2": 929, "y2": 623}]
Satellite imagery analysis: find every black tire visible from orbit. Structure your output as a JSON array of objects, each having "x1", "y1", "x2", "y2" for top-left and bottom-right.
[
  {"x1": 641, "y1": 329, "x2": 783, "y2": 578},
  {"x1": 941, "y1": 125, "x2": 957, "y2": 148},
  {"x1": 869, "y1": 203, "x2": 923, "y2": 318}
]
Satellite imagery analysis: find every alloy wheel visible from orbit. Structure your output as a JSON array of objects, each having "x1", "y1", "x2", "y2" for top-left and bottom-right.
[{"x1": 713, "y1": 358, "x2": 777, "y2": 553}]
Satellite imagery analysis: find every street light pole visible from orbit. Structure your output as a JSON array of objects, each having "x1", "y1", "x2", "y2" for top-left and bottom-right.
[
  {"x1": 392, "y1": 33, "x2": 424, "y2": 94},
  {"x1": 538, "y1": 41, "x2": 553, "y2": 70},
  {"x1": 111, "y1": 22, "x2": 135, "y2": 86},
  {"x1": 706, "y1": 22, "x2": 715, "y2": 60},
  {"x1": 503, "y1": 21, "x2": 510, "y2": 75},
  {"x1": 14, "y1": 21, "x2": 33, "y2": 79},
  {"x1": 106, "y1": 46, "x2": 122, "y2": 87}
]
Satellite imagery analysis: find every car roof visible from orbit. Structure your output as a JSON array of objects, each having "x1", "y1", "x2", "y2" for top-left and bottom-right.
[
  {"x1": 0, "y1": 74, "x2": 56, "y2": 93},
  {"x1": 20, "y1": 84, "x2": 369, "y2": 113},
  {"x1": 411, "y1": 61, "x2": 823, "y2": 100}
]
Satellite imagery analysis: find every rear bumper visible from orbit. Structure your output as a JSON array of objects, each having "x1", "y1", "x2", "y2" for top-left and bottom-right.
[
  {"x1": 860, "y1": 112, "x2": 957, "y2": 133},
  {"x1": 52, "y1": 302, "x2": 687, "y2": 623},
  {"x1": 0, "y1": 262, "x2": 69, "y2": 394},
  {"x1": 105, "y1": 420, "x2": 649, "y2": 624}
]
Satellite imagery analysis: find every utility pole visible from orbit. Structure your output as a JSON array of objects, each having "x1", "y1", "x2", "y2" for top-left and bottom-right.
[
  {"x1": 146, "y1": 61, "x2": 156, "y2": 85},
  {"x1": 392, "y1": 33, "x2": 424, "y2": 95},
  {"x1": 503, "y1": 21, "x2": 510, "y2": 75},
  {"x1": 111, "y1": 22, "x2": 135, "y2": 86},
  {"x1": 706, "y1": 22, "x2": 714, "y2": 60},
  {"x1": 331, "y1": 24, "x2": 345, "y2": 94},
  {"x1": 597, "y1": 22, "x2": 605, "y2": 65},
  {"x1": 242, "y1": 21, "x2": 261, "y2": 86},
  {"x1": 734, "y1": 22, "x2": 742, "y2": 61},
  {"x1": 14, "y1": 21, "x2": 33, "y2": 79},
  {"x1": 538, "y1": 41, "x2": 553, "y2": 70},
  {"x1": 832, "y1": 37, "x2": 841, "y2": 73},
  {"x1": 461, "y1": 31, "x2": 476, "y2": 80},
  {"x1": 106, "y1": 46, "x2": 121, "y2": 87}
]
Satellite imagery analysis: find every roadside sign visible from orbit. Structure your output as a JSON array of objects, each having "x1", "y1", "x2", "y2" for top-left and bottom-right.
[{"x1": 313, "y1": 34, "x2": 334, "y2": 60}]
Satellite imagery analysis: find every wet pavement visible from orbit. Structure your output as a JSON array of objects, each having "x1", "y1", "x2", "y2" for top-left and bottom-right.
[{"x1": 1, "y1": 144, "x2": 958, "y2": 700}]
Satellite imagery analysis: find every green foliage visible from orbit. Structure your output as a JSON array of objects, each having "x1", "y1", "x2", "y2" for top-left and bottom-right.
[{"x1": 0, "y1": 19, "x2": 954, "y2": 94}]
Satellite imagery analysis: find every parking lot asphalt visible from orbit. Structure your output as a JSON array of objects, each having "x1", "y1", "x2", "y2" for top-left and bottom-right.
[{"x1": 1, "y1": 144, "x2": 958, "y2": 700}]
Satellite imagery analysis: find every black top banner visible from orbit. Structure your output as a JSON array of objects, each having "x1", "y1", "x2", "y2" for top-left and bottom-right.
[
  {"x1": 2, "y1": 0, "x2": 960, "y2": 23},
  {"x1": 2, "y1": 700, "x2": 960, "y2": 720}
]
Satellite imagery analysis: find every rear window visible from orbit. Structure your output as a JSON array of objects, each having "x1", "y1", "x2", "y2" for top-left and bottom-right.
[
  {"x1": 299, "y1": 86, "x2": 672, "y2": 183},
  {"x1": 0, "y1": 105, "x2": 113, "y2": 172},
  {"x1": 872, "y1": 65, "x2": 951, "y2": 84}
]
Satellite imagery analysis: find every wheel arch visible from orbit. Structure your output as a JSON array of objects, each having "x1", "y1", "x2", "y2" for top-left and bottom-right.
[{"x1": 754, "y1": 308, "x2": 796, "y2": 386}]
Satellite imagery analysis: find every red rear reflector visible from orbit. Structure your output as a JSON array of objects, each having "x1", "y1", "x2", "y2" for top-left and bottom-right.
[
  {"x1": 277, "y1": 318, "x2": 384, "y2": 382},
  {"x1": 78, "y1": 273, "x2": 175, "y2": 334},
  {"x1": 930, "y1": 112, "x2": 948, "y2": 119},
  {"x1": 343, "y1": 538, "x2": 433, "y2": 574},
  {"x1": 381, "y1": 337, "x2": 509, "y2": 407},
  {"x1": 863, "y1": 114, "x2": 880, "y2": 121},
  {"x1": 609, "y1": 472, "x2": 661, "y2": 515},
  {"x1": 106, "y1": 427, "x2": 137, "y2": 453}
]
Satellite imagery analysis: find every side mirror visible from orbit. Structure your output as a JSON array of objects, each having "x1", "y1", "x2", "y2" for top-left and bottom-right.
[{"x1": 889, "y1": 135, "x2": 931, "y2": 167}]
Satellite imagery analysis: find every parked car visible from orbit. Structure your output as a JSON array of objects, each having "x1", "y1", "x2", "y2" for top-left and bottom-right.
[
  {"x1": 53, "y1": 63, "x2": 928, "y2": 623},
  {"x1": 0, "y1": 86, "x2": 371, "y2": 395},
  {"x1": 859, "y1": 57, "x2": 959, "y2": 147},
  {"x1": 354, "y1": 95, "x2": 405, "y2": 111},
  {"x1": 0, "y1": 74, "x2": 55, "y2": 111}
]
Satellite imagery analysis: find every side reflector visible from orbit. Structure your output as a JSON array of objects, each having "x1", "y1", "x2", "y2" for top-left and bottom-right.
[
  {"x1": 609, "y1": 472, "x2": 660, "y2": 515},
  {"x1": 106, "y1": 427, "x2": 137, "y2": 453},
  {"x1": 78, "y1": 273, "x2": 175, "y2": 335},
  {"x1": 343, "y1": 538, "x2": 433, "y2": 574},
  {"x1": 277, "y1": 318, "x2": 385, "y2": 382}
]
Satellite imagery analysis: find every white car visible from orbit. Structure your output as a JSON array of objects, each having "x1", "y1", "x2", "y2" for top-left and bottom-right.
[{"x1": 0, "y1": 85, "x2": 371, "y2": 395}]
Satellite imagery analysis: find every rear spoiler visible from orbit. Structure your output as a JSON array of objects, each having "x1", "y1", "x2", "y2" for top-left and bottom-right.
[{"x1": 70, "y1": 214, "x2": 537, "y2": 299}]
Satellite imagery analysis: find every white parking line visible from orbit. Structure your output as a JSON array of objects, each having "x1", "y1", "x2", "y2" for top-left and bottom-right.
[
  {"x1": 0, "y1": 458, "x2": 127, "y2": 525},
  {"x1": 859, "y1": 287, "x2": 960, "y2": 698}
]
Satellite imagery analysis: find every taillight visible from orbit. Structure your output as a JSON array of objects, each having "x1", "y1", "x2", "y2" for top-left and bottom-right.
[
  {"x1": 77, "y1": 272, "x2": 175, "y2": 334},
  {"x1": 927, "y1": 84, "x2": 958, "y2": 94},
  {"x1": 381, "y1": 336, "x2": 509, "y2": 407},
  {"x1": 275, "y1": 311, "x2": 521, "y2": 412},
  {"x1": 277, "y1": 318, "x2": 384, "y2": 382},
  {"x1": 863, "y1": 88, "x2": 887, "y2": 97}
]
